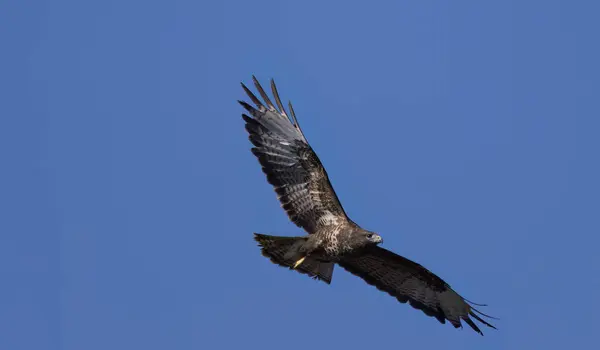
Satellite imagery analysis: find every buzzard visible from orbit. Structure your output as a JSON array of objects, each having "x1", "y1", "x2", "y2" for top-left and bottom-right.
[{"x1": 239, "y1": 76, "x2": 496, "y2": 335}]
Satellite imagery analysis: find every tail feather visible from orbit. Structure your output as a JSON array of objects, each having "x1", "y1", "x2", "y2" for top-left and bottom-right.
[{"x1": 254, "y1": 233, "x2": 334, "y2": 284}]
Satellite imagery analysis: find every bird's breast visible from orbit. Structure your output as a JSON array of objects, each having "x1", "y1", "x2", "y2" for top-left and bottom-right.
[{"x1": 313, "y1": 225, "x2": 349, "y2": 257}]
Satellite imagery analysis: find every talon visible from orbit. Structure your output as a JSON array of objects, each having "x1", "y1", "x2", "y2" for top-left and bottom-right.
[{"x1": 293, "y1": 256, "x2": 306, "y2": 269}]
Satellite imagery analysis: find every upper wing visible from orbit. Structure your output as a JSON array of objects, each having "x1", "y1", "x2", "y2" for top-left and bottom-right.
[
  {"x1": 239, "y1": 76, "x2": 350, "y2": 234},
  {"x1": 338, "y1": 246, "x2": 497, "y2": 335}
]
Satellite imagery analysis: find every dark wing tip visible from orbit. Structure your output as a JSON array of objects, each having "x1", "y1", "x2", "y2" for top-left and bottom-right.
[
  {"x1": 252, "y1": 75, "x2": 275, "y2": 110},
  {"x1": 462, "y1": 317, "x2": 484, "y2": 335},
  {"x1": 459, "y1": 304, "x2": 497, "y2": 335},
  {"x1": 241, "y1": 82, "x2": 264, "y2": 109},
  {"x1": 469, "y1": 308, "x2": 498, "y2": 330},
  {"x1": 470, "y1": 304, "x2": 500, "y2": 321},
  {"x1": 238, "y1": 100, "x2": 256, "y2": 114},
  {"x1": 270, "y1": 78, "x2": 287, "y2": 116}
]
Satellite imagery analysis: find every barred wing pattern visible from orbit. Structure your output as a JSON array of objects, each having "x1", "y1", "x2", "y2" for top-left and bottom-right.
[
  {"x1": 338, "y1": 246, "x2": 497, "y2": 335},
  {"x1": 239, "y1": 77, "x2": 350, "y2": 234}
]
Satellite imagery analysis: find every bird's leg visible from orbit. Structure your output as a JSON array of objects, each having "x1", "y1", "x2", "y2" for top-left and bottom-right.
[
  {"x1": 292, "y1": 256, "x2": 306, "y2": 269},
  {"x1": 290, "y1": 238, "x2": 316, "y2": 269}
]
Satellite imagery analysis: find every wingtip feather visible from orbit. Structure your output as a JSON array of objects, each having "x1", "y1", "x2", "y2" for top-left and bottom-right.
[
  {"x1": 252, "y1": 76, "x2": 276, "y2": 110},
  {"x1": 241, "y1": 82, "x2": 264, "y2": 109},
  {"x1": 469, "y1": 310, "x2": 497, "y2": 330},
  {"x1": 270, "y1": 78, "x2": 288, "y2": 116}
]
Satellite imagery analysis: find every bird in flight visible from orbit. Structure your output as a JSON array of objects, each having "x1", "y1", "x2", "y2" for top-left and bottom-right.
[{"x1": 238, "y1": 76, "x2": 497, "y2": 335}]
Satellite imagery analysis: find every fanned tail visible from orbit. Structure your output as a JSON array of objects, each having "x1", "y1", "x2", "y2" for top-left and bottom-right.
[{"x1": 253, "y1": 233, "x2": 334, "y2": 284}]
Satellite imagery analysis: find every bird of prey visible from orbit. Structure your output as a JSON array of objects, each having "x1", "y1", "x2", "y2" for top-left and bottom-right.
[{"x1": 239, "y1": 76, "x2": 496, "y2": 335}]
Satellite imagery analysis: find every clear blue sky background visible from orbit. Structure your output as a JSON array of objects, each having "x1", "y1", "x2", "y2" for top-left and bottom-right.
[{"x1": 2, "y1": 1, "x2": 599, "y2": 349}]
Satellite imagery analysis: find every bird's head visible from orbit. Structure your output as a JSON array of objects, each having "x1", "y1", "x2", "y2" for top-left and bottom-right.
[{"x1": 362, "y1": 230, "x2": 383, "y2": 245}]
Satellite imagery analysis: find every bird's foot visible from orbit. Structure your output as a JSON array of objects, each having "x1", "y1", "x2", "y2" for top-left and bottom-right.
[{"x1": 292, "y1": 256, "x2": 306, "y2": 269}]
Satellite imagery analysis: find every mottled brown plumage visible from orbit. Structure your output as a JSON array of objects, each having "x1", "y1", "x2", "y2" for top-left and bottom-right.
[{"x1": 239, "y1": 76, "x2": 497, "y2": 335}]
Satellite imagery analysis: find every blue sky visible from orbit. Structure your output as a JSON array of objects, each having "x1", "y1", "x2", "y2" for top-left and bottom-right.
[{"x1": 2, "y1": 0, "x2": 599, "y2": 349}]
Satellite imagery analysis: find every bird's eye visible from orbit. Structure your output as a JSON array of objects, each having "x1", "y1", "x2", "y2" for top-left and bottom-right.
[{"x1": 366, "y1": 234, "x2": 373, "y2": 239}]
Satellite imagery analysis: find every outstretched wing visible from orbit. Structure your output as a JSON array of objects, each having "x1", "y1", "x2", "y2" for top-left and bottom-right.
[
  {"x1": 239, "y1": 76, "x2": 350, "y2": 234},
  {"x1": 338, "y1": 246, "x2": 497, "y2": 335}
]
